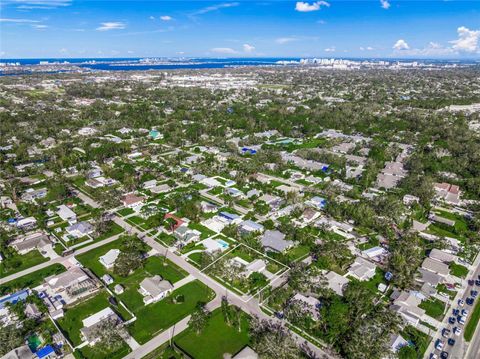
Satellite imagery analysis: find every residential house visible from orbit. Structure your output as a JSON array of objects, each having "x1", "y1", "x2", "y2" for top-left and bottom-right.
[
  {"x1": 99, "y1": 249, "x2": 120, "y2": 269},
  {"x1": 308, "y1": 196, "x2": 327, "y2": 210},
  {"x1": 122, "y1": 193, "x2": 145, "y2": 211},
  {"x1": 291, "y1": 293, "x2": 321, "y2": 320},
  {"x1": 10, "y1": 232, "x2": 51, "y2": 255},
  {"x1": 261, "y1": 230, "x2": 293, "y2": 253},
  {"x1": 65, "y1": 221, "x2": 94, "y2": 239},
  {"x1": 238, "y1": 220, "x2": 265, "y2": 236},
  {"x1": 139, "y1": 275, "x2": 173, "y2": 305},
  {"x1": 324, "y1": 271, "x2": 350, "y2": 296},
  {"x1": 43, "y1": 267, "x2": 98, "y2": 305},
  {"x1": 21, "y1": 188, "x2": 47, "y2": 202},
  {"x1": 80, "y1": 308, "x2": 122, "y2": 345},
  {"x1": 347, "y1": 257, "x2": 377, "y2": 281},
  {"x1": 391, "y1": 291, "x2": 426, "y2": 326},
  {"x1": 174, "y1": 225, "x2": 201, "y2": 244},
  {"x1": 1, "y1": 345, "x2": 34, "y2": 359},
  {"x1": 57, "y1": 205, "x2": 77, "y2": 224},
  {"x1": 421, "y1": 257, "x2": 450, "y2": 279},
  {"x1": 434, "y1": 183, "x2": 461, "y2": 205}
]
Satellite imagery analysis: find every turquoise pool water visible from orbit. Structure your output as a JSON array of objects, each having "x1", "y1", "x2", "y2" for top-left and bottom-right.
[{"x1": 217, "y1": 239, "x2": 229, "y2": 249}]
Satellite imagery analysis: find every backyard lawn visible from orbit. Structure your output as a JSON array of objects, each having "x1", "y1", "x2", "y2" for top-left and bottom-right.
[
  {"x1": 175, "y1": 308, "x2": 250, "y2": 359},
  {"x1": 0, "y1": 250, "x2": 49, "y2": 277},
  {"x1": 419, "y1": 298, "x2": 446, "y2": 320},
  {"x1": 129, "y1": 280, "x2": 215, "y2": 344},
  {"x1": 0, "y1": 263, "x2": 65, "y2": 295}
]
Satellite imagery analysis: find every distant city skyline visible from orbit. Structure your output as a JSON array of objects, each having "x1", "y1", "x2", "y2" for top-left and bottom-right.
[{"x1": 1, "y1": 0, "x2": 479, "y2": 59}]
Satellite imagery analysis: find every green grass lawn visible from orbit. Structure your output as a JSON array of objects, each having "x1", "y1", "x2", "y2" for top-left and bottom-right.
[
  {"x1": 117, "y1": 208, "x2": 135, "y2": 217},
  {"x1": 129, "y1": 280, "x2": 215, "y2": 344},
  {"x1": 188, "y1": 222, "x2": 216, "y2": 239},
  {"x1": 450, "y1": 262, "x2": 469, "y2": 278},
  {"x1": 58, "y1": 291, "x2": 126, "y2": 346},
  {"x1": 96, "y1": 222, "x2": 125, "y2": 241},
  {"x1": 74, "y1": 342, "x2": 131, "y2": 359},
  {"x1": 174, "y1": 308, "x2": 250, "y2": 359},
  {"x1": 0, "y1": 264, "x2": 65, "y2": 295},
  {"x1": 0, "y1": 250, "x2": 49, "y2": 277},
  {"x1": 399, "y1": 325, "x2": 430, "y2": 359},
  {"x1": 419, "y1": 298, "x2": 446, "y2": 320},
  {"x1": 115, "y1": 256, "x2": 187, "y2": 313},
  {"x1": 285, "y1": 245, "x2": 310, "y2": 261},
  {"x1": 465, "y1": 295, "x2": 480, "y2": 341},
  {"x1": 76, "y1": 238, "x2": 124, "y2": 278}
]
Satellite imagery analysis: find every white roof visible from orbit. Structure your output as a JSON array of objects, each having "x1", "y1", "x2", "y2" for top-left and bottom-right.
[
  {"x1": 99, "y1": 249, "x2": 120, "y2": 266},
  {"x1": 82, "y1": 307, "x2": 115, "y2": 328},
  {"x1": 57, "y1": 204, "x2": 76, "y2": 220}
]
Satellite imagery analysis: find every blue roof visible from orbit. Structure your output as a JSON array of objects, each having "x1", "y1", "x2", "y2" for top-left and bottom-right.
[
  {"x1": 36, "y1": 345, "x2": 55, "y2": 358},
  {"x1": 0, "y1": 289, "x2": 29, "y2": 310},
  {"x1": 219, "y1": 212, "x2": 239, "y2": 220}
]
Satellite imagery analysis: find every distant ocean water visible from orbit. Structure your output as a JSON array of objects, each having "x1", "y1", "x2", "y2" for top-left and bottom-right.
[{"x1": 0, "y1": 57, "x2": 299, "y2": 72}]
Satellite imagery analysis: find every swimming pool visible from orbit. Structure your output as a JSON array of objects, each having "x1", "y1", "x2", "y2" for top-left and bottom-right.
[{"x1": 217, "y1": 239, "x2": 229, "y2": 249}]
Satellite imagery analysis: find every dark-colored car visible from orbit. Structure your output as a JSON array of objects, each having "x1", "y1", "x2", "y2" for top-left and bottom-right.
[
  {"x1": 440, "y1": 351, "x2": 449, "y2": 359},
  {"x1": 468, "y1": 280, "x2": 475, "y2": 286},
  {"x1": 449, "y1": 317, "x2": 456, "y2": 324},
  {"x1": 466, "y1": 297, "x2": 474, "y2": 306},
  {"x1": 475, "y1": 280, "x2": 480, "y2": 286},
  {"x1": 471, "y1": 290, "x2": 478, "y2": 298},
  {"x1": 448, "y1": 338, "x2": 456, "y2": 346},
  {"x1": 453, "y1": 309, "x2": 460, "y2": 316},
  {"x1": 442, "y1": 328, "x2": 451, "y2": 338}
]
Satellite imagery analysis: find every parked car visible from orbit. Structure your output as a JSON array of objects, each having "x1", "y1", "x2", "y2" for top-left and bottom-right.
[
  {"x1": 468, "y1": 279, "x2": 474, "y2": 286},
  {"x1": 453, "y1": 327, "x2": 462, "y2": 336},
  {"x1": 442, "y1": 328, "x2": 451, "y2": 337},
  {"x1": 453, "y1": 309, "x2": 460, "y2": 316},
  {"x1": 449, "y1": 317, "x2": 456, "y2": 324},
  {"x1": 461, "y1": 309, "x2": 469, "y2": 316},
  {"x1": 475, "y1": 279, "x2": 480, "y2": 286},
  {"x1": 466, "y1": 297, "x2": 474, "y2": 306},
  {"x1": 458, "y1": 299, "x2": 465, "y2": 306},
  {"x1": 471, "y1": 290, "x2": 478, "y2": 298},
  {"x1": 435, "y1": 339, "x2": 445, "y2": 351},
  {"x1": 430, "y1": 354, "x2": 438, "y2": 359},
  {"x1": 458, "y1": 316, "x2": 466, "y2": 325},
  {"x1": 448, "y1": 338, "x2": 456, "y2": 346},
  {"x1": 440, "y1": 352, "x2": 449, "y2": 359}
]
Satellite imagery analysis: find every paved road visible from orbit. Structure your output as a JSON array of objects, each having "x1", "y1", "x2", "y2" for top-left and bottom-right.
[{"x1": 424, "y1": 254, "x2": 480, "y2": 359}]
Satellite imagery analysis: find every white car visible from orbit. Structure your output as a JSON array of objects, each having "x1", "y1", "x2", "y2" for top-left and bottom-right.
[
  {"x1": 458, "y1": 299, "x2": 465, "y2": 306},
  {"x1": 454, "y1": 327, "x2": 462, "y2": 336},
  {"x1": 459, "y1": 316, "x2": 467, "y2": 325},
  {"x1": 435, "y1": 340, "x2": 445, "y2": 350}
]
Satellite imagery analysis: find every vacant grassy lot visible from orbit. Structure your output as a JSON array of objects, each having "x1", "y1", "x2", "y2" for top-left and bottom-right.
[
  {"x1": 0, "y1": 250, "x2": 49, "y2": 277},
  {"x1": 175, "y1": 308, "x2": 250, "y2": 359},
  {"x1": 0, "y1": 263, "x2": 65, "y2": 295},
  {"x1": 129, "y1": 280, "x2": 215, "y2": 344}
]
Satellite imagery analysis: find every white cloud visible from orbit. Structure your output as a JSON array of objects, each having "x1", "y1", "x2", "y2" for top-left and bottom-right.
[
  {"x1": 324, "y1": 46, "x2": 335, "y2": 52},
  {"x1": 295, "y1": 1, "x2": 330, "y2": 12},
  {"x1": 211, "y1": 47, "x2": 238, "y2": 54},
  {"x1": 149, "y1": 16, "x2": 155, "y2": 20},
  {"x1": 360, "y1": 46, "x2": 374, "y2": 51},
  {"x1": 275, "y1": 37, "x2": 296, "y2": 44},
  {"x1": 380, "y1": 0, "x2": 390, "y2": 10},
  {"x1": 393, "y1": 39, "x2": 409, "y2": 50},
  {"x1": 0, "y1": 18, "x2": 39, "y2": 23},
  {"x1": 194, "y1": 2, "x2": 239, "y2": 15},
  {"x1": 450, "y1": 26, "x2": 480, "y2": 53},
  {"x1": 32, "y1": 24, "x2": 47, "y2": 29},
  {"x1": 59, "y1": 48, "x2": 68, "y2": 54},
  {"x1": 243, "y1": 44, "x2": 255, "y2": 53},
  {"x1": 96, "y1": 22, "x2": 126, "y2": 31},
  {"x1": 160, "y1": 15, "x2": 172, "y2": 21},
  {"x1": 8, "y1": 0, "x2": 72, "y2": 9}
]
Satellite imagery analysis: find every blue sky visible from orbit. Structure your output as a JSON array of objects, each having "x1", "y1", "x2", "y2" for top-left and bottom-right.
[{"x1": 1, "y1": 0, "x2": 479, "y2": 59}]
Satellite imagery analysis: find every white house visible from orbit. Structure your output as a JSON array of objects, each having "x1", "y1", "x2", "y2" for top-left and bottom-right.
[
  {"x1": 99, "y1": 249, "x2": 120, "y2": 269},
  {"x1": 57, "y1": 205, "x2": 77, "y2": 224},
  {"x1": 139, "y1": 275, "x2": 173, "y2": 305},
  {"x1": 347, "y1": 257, "x2": 377, "y2": 281}
]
